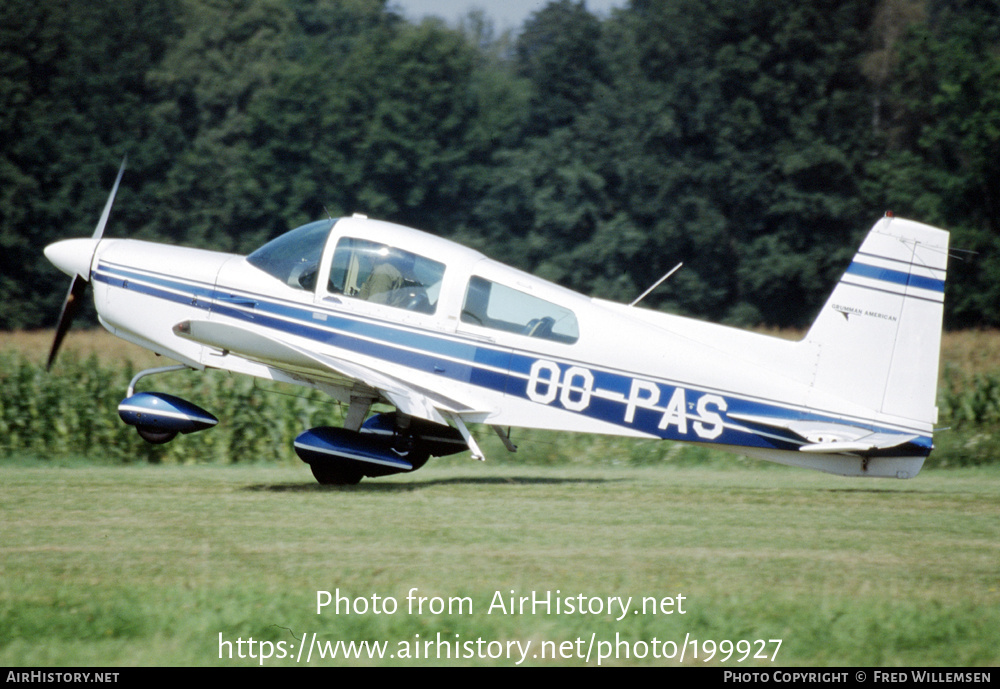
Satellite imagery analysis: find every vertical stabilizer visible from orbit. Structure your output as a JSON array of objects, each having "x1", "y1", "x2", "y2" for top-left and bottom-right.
[{"x1": 803, "y1": 216, "x2": 949, "y2": 426}]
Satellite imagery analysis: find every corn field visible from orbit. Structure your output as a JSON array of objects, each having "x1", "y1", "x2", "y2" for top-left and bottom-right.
[
  {"x1": 1, "y1": 347, "x2": 998, "y2": 468},
  {"x1": 0, "y1": 351, "x2": 341, "y2": 464}
]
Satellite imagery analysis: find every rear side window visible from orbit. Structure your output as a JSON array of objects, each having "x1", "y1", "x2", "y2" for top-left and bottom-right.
[{"x1": 461, "y1": 276, "x2": 579, "y2": 344}]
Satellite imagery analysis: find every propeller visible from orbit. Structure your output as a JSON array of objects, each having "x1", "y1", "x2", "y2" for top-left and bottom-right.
[{"x1": 45, "y1": 157, "x2": 127, "y2": 370}]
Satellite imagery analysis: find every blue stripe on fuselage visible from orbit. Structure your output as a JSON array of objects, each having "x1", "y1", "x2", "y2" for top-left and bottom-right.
[
  {"x1": 95, "y1": 263, "x2": 512, "y2": 395},
  {"x1": 93, "y1": 262, "x2": 929, "y2": 453}
]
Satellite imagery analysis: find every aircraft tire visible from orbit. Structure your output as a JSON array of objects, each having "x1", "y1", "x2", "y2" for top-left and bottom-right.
[
  {"x1": 136, "y1": 426, "x2": 178, "y2": 444},
  {"x1": 405, "y1": 450, "x2": 430, "y2": 471},
  {"x1": 309, "y1": 462, "x2": 363, "y2": 486}
]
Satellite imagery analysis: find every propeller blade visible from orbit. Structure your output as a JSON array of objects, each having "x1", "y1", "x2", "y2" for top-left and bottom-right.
[
  {"x1": 93, "y1": 156, "x2": 126, "y2": 240},
  {"x1": 46, "y1": 156, "x2": 127, "y2": 370},
  {"x1": 47, "y1": 275, "x2": 88, "y2": 370}
]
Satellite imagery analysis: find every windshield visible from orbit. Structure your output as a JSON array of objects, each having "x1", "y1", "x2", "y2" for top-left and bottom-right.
[{"x1": 247, "y1": 219, "x2": 335, "y2": 289}]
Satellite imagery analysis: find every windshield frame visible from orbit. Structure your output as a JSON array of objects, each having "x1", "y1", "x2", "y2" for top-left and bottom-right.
[{"x1": 246, "y1": 219, "x2": 336, "y2": 290}]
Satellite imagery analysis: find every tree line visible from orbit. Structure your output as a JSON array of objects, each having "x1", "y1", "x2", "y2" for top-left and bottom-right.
[{"x1": 2, "y1": 0, "x2": 998, "y2": 331}]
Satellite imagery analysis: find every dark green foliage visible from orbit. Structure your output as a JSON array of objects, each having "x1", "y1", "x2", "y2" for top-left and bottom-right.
[
  {"x1": 0, "y1": 0, "x2": 179, "y2": 328},
  {"x1": 515, "y1": 0, "x2": 605, "y2": 133},
  {"x1": 2, "y1": 0, "x2": 1000, "y2": 329},
  {"x1": 465, "y1": 0, "x2": 877, "y2": 323},
  {"x1": 865, "y1": 0, "x2": 1000, "y2": 327}
]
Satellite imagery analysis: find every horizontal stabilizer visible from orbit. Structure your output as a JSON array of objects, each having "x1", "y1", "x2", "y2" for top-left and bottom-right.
[
  {"x1": 798, "y1": 432, "x2": 920, "y2": 454},
  {"x1": 729, "y1": 412, "x2": 922, "y2": 455}
]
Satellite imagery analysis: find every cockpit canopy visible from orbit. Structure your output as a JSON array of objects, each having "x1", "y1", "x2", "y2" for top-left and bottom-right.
[
  {"x1": 247, "y1": 217, "x2": 579, "y2": 344},
  {"x1": 328, "y1": 237, "x2": 445, "y2": 313}
]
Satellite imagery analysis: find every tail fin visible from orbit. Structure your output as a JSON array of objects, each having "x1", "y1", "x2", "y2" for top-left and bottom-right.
[{"x1": 804, "y1": 215, "x2": 949, "y2": 427}]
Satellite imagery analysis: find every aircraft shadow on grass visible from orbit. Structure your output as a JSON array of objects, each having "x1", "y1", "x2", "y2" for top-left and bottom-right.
[{"x1": 246, "y1": 476, "x2": 622, "y2": 493}]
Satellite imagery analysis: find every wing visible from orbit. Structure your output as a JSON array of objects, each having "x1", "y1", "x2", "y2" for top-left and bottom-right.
[{"x1": 173, "y1": 319, "x2": 491, "y2": 427}]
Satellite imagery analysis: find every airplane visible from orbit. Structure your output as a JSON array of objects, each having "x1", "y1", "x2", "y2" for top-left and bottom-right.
[{"x1": 44, "y1": 159, "x2": 950, "y2": 484}]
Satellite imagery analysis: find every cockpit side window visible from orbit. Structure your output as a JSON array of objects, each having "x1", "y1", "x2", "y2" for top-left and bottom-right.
[
  {"x1": 246, "y1": 219, "x2": 334, "y2": 290},
  {"x1": 461, "y1": 276, "x2": 579, "y2": 344},
  {"x1": 328, "y1": 237, "x2": 445, "y2": 314}
]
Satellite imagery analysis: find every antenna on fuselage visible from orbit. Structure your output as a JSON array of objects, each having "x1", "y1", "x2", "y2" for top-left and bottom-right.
[{"x1": 630, "y1": 262, "x2": 683, "y2": 307}]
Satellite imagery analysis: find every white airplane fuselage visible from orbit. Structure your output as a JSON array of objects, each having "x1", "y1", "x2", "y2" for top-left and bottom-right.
[{"x1": 48, "y1": 214, "x2": 949, "y2": 479}]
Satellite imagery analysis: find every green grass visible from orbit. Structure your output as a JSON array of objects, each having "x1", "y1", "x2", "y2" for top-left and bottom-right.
[{"x1": 1, "y1": 462, "x2": 997, "y2": 666}]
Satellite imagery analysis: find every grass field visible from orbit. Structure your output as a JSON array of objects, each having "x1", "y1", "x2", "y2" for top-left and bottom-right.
[
  {"x1": 2, "y1": 329, "x2": 998, "y2": 666},
  {"x1": 1, "y1": 461, "x2": 997, "y2": 666}
]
